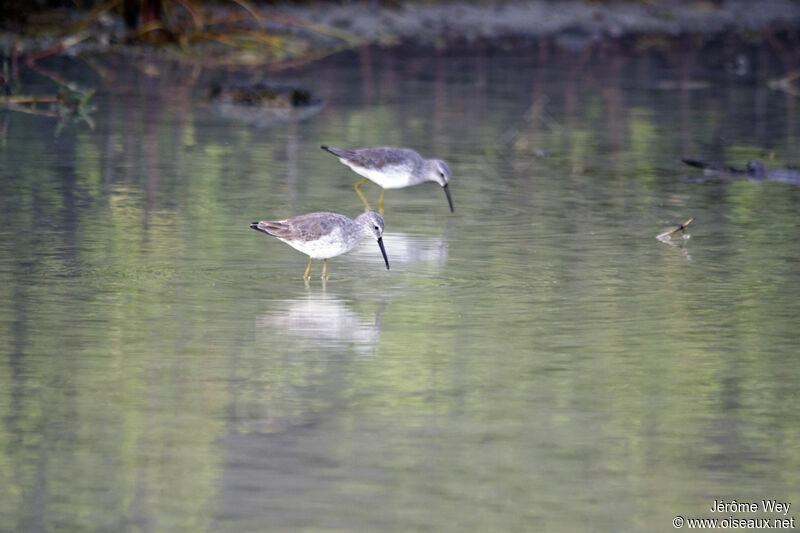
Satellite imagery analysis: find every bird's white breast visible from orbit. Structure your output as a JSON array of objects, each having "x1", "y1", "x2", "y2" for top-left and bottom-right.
[
  {"x1": 342, "y1": 159, "x2": 416, "y2": 189},
  {"x1": 280, "y1": 226, "x2": 357, "y2": 259}
]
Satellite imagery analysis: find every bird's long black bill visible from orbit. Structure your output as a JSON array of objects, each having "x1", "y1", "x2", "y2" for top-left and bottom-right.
[
  {"x1": 443, "y1": 183, "x2": 454, "y2": 212},
  {"x1": 377, "y1": 237, "x2": 390, "y2": 270}
]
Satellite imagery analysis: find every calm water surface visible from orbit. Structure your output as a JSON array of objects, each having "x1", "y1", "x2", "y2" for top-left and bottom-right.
[{"x1": 1, "y1": 39, "x2": 800, "y2": 532}]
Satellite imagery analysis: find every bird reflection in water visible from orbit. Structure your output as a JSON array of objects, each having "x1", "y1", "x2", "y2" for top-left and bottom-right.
[
  {"x1": 256, "y1": 295, "x2": 386, "y2": 357},
  {"x1": 348, "y1": 218, "x2": 453, "y2": 270},
  {"x1": 255, "y1": 223, "x2": 452, "y2": 355}
]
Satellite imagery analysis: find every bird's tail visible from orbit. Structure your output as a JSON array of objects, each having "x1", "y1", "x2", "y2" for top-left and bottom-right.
[
  {"x1": 320, "y1": 145, "x2": 349, "y2": 158},
  {"x1": 250, "y1": 222, "x2": 270, "y2": 234}
]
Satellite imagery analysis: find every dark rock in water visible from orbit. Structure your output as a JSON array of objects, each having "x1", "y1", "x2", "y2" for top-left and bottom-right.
[
  {"x1": 209, "y1": 82, "x2": 324, "y2": 128},
  {"x1": 209, "y1": 83, "x2": 315, "y2": 108},
  {"x1": 681, "y1": 158, "x2": 800, "y2": 185}
]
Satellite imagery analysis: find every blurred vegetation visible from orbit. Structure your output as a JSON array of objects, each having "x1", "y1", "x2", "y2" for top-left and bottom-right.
[
  {"x1": 1, "y1": 58, "x2": 96, "y2": 136},
  {"x1": 0, "y1": 0, "x2": 364, "y2": 65}
]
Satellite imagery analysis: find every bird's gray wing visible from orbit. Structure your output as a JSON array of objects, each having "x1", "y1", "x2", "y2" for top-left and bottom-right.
[
  {"x1": 323, "y1": 146, "x2": 421, "y2": 171},
  {"x1": 284, "y1": 212, "x2": 348, "y2": 241}
]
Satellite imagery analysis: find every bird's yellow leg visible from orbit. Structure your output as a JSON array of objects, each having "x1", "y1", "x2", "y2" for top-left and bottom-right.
[
  {"x1": 354, "y1": 178, "x2": 373, "y2": 211},
  {"x1": 378, "y1": 189, "x2": 386, "y2": 215},
  {"x1": 304, "y1": 258, "x2": 313, "y2": 280},
  {"x1": 322, "y1": 259, "x2": 328, "y2": 280}
]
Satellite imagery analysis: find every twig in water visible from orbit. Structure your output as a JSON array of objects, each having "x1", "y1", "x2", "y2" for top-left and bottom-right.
[{"x1": 656, "y1": 218, "x2": 693, "y2": 240}]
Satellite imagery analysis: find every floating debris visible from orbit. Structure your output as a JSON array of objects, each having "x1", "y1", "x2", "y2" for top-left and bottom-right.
[
  {"x1": 681, "y1": 158, "x2": 743, "y2": 175},
  {"x1": 656, "y1": 218, "x2": 693, "y2": 241},
  {"x1": 656, "y1": 218, "x2": 693, "y2": 260},
  {"x1": 682, "y1": 158, "x2": 800, "y2": 184}
]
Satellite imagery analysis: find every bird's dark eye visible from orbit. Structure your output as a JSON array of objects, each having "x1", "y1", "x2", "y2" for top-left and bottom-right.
[
  {"x1": 374, "y1": 226, "x2": 379, "y2": 231},
  {"x1": 439, "y1": 172, "x2": 445, "y2": 178}
]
